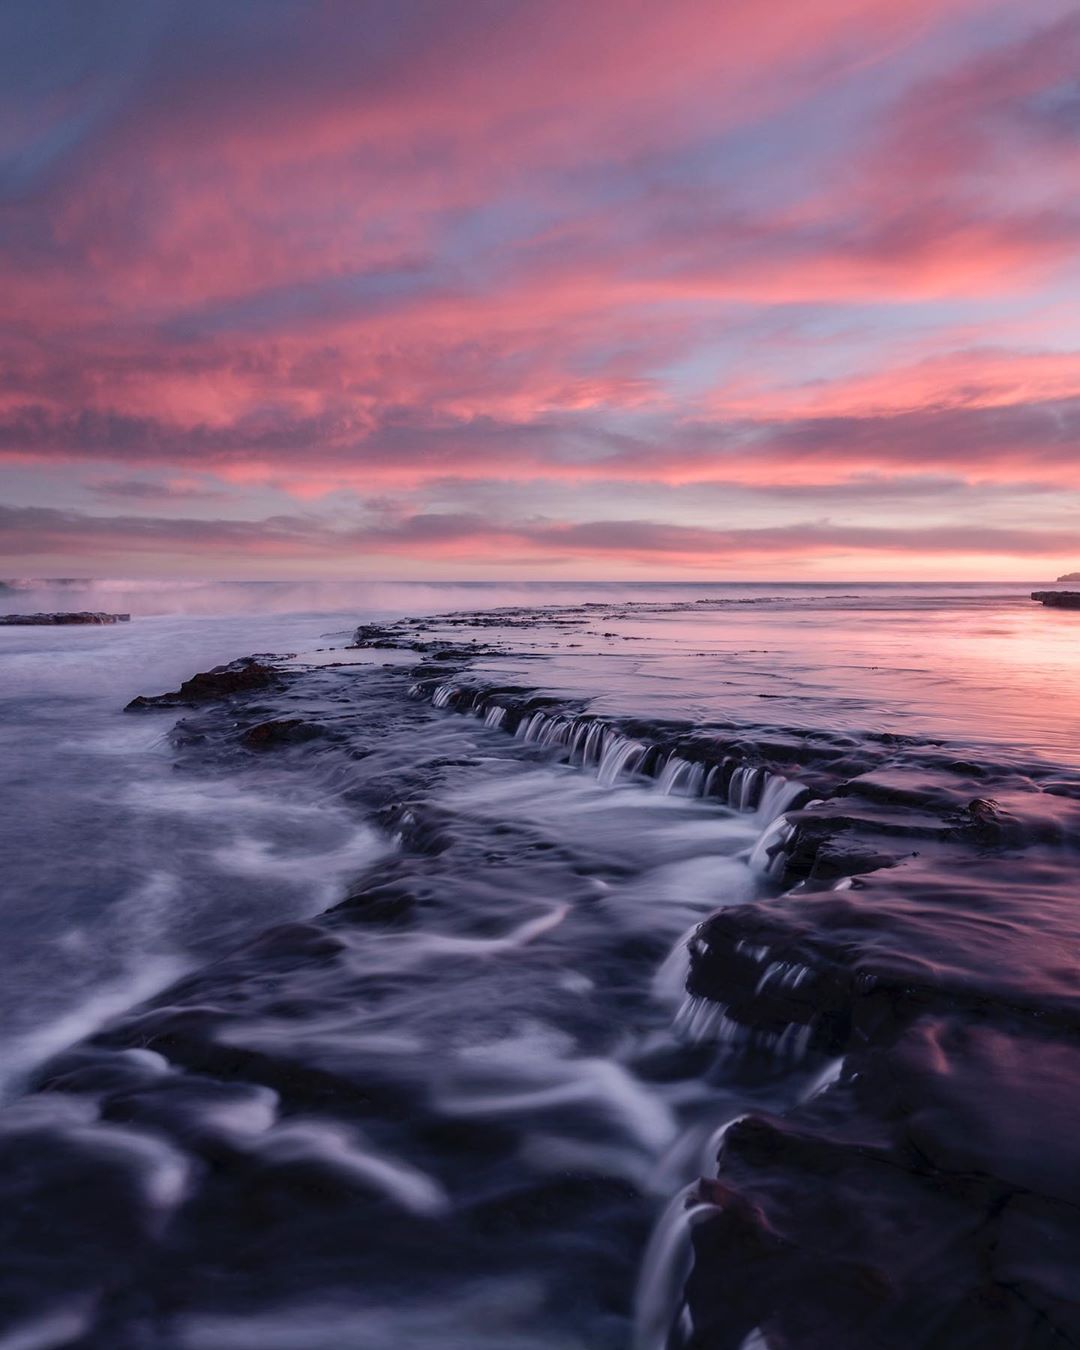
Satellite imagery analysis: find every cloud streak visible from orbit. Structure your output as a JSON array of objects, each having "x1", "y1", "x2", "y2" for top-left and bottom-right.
[{"x1": 1, "y1": 504, "x2": 1073, "y2": 580}]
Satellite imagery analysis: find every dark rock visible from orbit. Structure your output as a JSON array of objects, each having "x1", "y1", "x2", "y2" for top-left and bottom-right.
[
  {"x1": 125, "y1": 656, "x2": 290, "y2": 710},
  {"x1": 685, "y1": 1021, "x2": 1080, "y2": 1348},
  {"x1": 1031, "y1": 591, "x2": 1080, "y2": 609},
  {"x1": 687, "y1": 850, "x2": 1080, "y2": 1058},
  {"x1": 350, "y1": 623, "x2": 410, "y2": 649},
  {"x1": 0, "y1": 611, "x2": 131, "y2": 625},
  {"x1": 333, "y1": 880, "x2": 417, "y2": 926}
]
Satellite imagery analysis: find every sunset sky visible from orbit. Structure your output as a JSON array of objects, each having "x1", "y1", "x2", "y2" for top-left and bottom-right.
[{"x1": 2, "y1": 0, "x2": 1079, "y2": 580}]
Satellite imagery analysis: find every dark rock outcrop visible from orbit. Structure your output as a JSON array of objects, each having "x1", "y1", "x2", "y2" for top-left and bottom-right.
[
  {"x1": 125, "y1": 656, "x2": 291, "y2": 710},
  {"x1": 685, "y1": 1020, "x2": 1080, "y2": 1348},
  {"x1": 0, "y1": 611, "x2": 131, "y2": 625},
  {"x1": 1031, "y1": 591, "x2": 1080, "y2": 608}
]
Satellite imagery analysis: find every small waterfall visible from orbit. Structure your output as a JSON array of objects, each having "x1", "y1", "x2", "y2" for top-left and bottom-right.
[
  {"x1": 656, "y1": 756, "x2": 706, "y2": 798},
  {"x1": 755, "y1": 774, "x2": 807, "y2": 821},
  {"x1": 597, "y1": 736, "x2": 646, "y2": 787},
  {"x1": 748, "y1": 817, "x2": 795, "y2": 877},
  {"x1": 536, "y1": 717, "x2": 574, "y2": 749},
  {"x1": 632, "y1": 1183, "x2": 719, "y2": 1350},
  {"x1": 656, "y1": 756, "x2": 689, "y2": 795},
  {"x1": 753, "y1": 958, "x2": 812, "y2": 994},
  {"x1": 567, "y1": 720, "x2": 592, "y2": 764},
  {"x1": 515, "y1": 710, "x2": 548, "y2": 742},
  {"x1": 673, "y1": 996, "x2": 730, "y2": 1044},
  {"x1": 697, "y1": 1113, "x2": 749, "y2": 1175},
  {"x1": 673, "y1": 996, "x2": 814, "y2": 1061},
  {"x1": 421, "y1": 687, "x2": 813, "y2": 856},
  {"x1": 579, "y1": 721, "x2": 607, "y2": 768},
  {"x1": 728, "y1": 765, "x2": 763, "y2": 812},
  {"x1": 432, "y1": 683, "x2": 456, "y2": 709},
  {"x1": 652, "y1": 927, "x2": 696, "y2": 1006}
]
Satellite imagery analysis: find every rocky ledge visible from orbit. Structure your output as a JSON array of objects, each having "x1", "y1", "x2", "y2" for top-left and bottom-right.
[
  {"x1": 125, "y1": 655, "x2": 293, "y2": 709},
  {"x1": 0, "y1": 611, "x2": 131, "y2": 625},
  {"x1": 1031, "y1": 591, "x2": 1080, "y2": 608}
]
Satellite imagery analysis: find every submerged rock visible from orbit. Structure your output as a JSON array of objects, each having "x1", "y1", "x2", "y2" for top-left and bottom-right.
[
  {"x1": 240, "y1": 718, "x2": 325, "y2": 750},
  {"x1": 0, "y1": 611, "x2": 130, "y2": 625}
]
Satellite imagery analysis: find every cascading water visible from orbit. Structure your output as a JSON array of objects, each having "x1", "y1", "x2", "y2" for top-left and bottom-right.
[
  {"x1": 632, "y1": 1183, "x2": 720, "y2": 1350},
  {"x1": 417, "y1": 674, "x2": 831, "y2": 1347},
  {"x1": 7, "y1": 588, "x2": 1080, "y2": 1350},
  {"x1": 597, "y1": 736, "x2": 646, "y2": 787},
  {"x1": 748, "y1": 816, "x2": 796, "y2": 876},
  {"x1": 422, "y1": 683, "x2": 811, "y2": 837}
]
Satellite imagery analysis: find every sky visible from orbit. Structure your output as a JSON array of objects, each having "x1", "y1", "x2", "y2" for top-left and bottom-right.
[{"x1": 2, "y1": 0, "x2": 1079, "y2": 581}]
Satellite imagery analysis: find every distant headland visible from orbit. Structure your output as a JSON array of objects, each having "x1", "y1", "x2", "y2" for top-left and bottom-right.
[{"x1": 1057, "y1": 572, "x2": 1080, "y2": 583}]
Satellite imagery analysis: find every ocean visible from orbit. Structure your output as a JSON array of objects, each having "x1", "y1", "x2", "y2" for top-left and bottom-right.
[{"x1": 0, "y1": 579, "x2": 1077, "y2": 1348}]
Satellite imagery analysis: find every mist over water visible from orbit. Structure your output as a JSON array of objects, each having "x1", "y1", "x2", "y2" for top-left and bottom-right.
[
  {"x1": 1, "y1": 579, "x2": 1078, "y2": 1347},
  {"x1": 0, "y1": 573, "x2": 1054, "y2": 618}
]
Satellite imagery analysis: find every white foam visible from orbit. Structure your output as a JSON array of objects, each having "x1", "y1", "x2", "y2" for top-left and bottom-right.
[
  {"x1": 198, "y1": 1085, "x2": 280, "y2": 1140},
  {"x1": 0, "y1": 956, "x2": 187, "y2": 1103},
  {"x1": 438, "y1": 1054, "x2": 677, "y2": 1154},
  {"x1": 254, "y1": 1121, "x2": 448, "y2": 1217},
  {"x1": 383, "y1": 902, "x2": 569, "y2": 963}
]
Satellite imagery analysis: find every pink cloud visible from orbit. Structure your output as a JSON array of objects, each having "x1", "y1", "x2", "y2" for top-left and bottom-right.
[
  {"x1": 1, "y1": 504, "x2": 1074, "y2": 578},
  {"x1": 2, "y1": 1, "x2": 1079, "y2": 575}
]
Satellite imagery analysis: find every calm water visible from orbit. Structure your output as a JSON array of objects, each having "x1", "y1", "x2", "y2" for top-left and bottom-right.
[{"x1": 0, "y1": 579, "x2": 1077, "y2": 1349}]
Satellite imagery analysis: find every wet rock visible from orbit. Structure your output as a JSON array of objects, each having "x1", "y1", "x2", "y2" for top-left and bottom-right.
[
  {"x1": 781, "y1": 813, "x2": 903, "y2": 882},
  {"x1": 333, "y1": 879, "x2": 417, "y2": 926},
  {"x1": 245, "y1": 922, "x2": 349, "y2": 961},
  {"x1": 125, "y1": 656, "x2": 291, "y2": 709},
  {"x1": 687, "y1": 849, "x2": 1080, "y2": 1064},
  {"x1": 350, "y1": 623, "x2": 411, "y2": 649},
  {"x1": 0, "y1": 610, "x2": 130, "y2": 625},
  {"x1": 1031, "y1": 590, "x2": 1080, "y2": 608},
  {"x1": 685, "y1": 1021, "x2": 1080, "y2": 1348}
]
